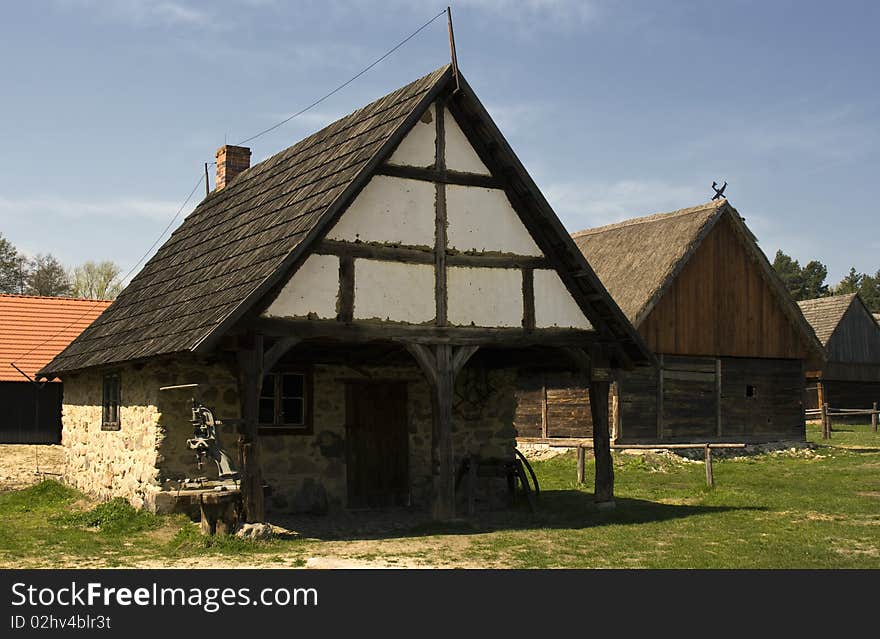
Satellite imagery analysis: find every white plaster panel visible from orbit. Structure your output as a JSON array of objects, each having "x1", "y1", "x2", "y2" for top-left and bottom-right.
[
  {"x1": 388, "y1": 104, "x2": 436, "y2": 168},
  {"x1": 444, "y1": 108, "x2": 491, "y2": 175},
  {"x1": 447, "y1": 266, "x2": 522, "y2": 327},
  {"x1": 327, "y1": 175, "x2": 436, "y2": 247},
  {"x1": 446, "y1": 185, "x2": 543, "y2": 256},
  {"x1": 263, "y1": 254, "x2": 339, "y2": 319},
  {"x1": 354, "y1": 259, "x2": 435, "y2": 323},
  {"x1": 533, "y1": 269, "x2": 593, "y2": 330}
]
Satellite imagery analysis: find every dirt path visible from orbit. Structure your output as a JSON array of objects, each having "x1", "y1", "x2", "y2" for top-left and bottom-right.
[{"x1": 0, "y1": 444, "x2": 64, "y2": 491}]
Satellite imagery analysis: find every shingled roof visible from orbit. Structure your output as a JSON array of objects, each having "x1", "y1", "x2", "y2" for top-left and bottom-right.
[
  {"x1": 42, "y1": 64, "x2": 650, "y2": 375},
  {"x1": 798, "y1": 293, "x2": 857, "y2": 346},
  {"x1": 571, "y1": 199, "x2": 824, "y2": 359}
]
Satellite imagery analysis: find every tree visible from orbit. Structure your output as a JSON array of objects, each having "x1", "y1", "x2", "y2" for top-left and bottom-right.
[
  {"x1": 834, "y1": 267, "x2": 863, "y2": 295},
  {"x1": 801, "y1": 260, "x2": 830, "y2": 299},
  {"x1": 26, "y1": 254, "x2": 71, "y2": 297},
  {"x1": 0, "y1": 233, "x2": 27, "y2": 294},
  {"x1": 71, "y1": 260, "x2": 123, "y2": 300},
  {"x1": 772, "y1": 250, "x2": 830, "y2": 301},
  {"x1": 772, "y1": 250, "x2": 804, "y2": 299},
  {"x1": 859, "y1": 270, "x2": 880, "y2": 313}
]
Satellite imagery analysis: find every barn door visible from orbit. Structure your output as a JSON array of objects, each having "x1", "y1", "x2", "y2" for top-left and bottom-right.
[
  {"x1": 660, "y1": 356, "x2": 718, "y2": 440},
  {"x1": 345, "y1": 381, "x2": 409, "y2": 508}
]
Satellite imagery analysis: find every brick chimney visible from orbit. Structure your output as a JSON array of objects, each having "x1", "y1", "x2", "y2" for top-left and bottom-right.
[{"x1": 215, "y1": 145, "x2": 251, "y2": 190}]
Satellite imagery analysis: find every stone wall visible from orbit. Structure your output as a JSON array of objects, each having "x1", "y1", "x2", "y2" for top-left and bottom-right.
[
  {"x1": 62, "y1": 356, "x2": 519, "y2": 515},
  {"x1": 60, "y1": 355, "x2": 239, "y2": 510},
  {"x1": 258, "y1": 364, "x2": 518, "y2": 514}
]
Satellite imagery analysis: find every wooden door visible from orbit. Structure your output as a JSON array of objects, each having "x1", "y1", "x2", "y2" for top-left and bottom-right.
[{"x1": 345, "y1": 381, "x2": 409, "y2": 508}]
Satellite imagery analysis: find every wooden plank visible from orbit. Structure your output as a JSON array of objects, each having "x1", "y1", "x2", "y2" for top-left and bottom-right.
[
  {"x1": 704, "y1": 444, "x2": 714, "y2": 488},
  {"x1": 376, "y1": 163, "x2": 503, "y2": 188},
  {"x1": 663, "y1": 370, "x2": 717, "y2": 382},
  {"x1": 576, "y1": 446, "x2": 585, "y2": 484},
  {"x1": 716, "y1": 358, "x2": 722, "y2": 437}
]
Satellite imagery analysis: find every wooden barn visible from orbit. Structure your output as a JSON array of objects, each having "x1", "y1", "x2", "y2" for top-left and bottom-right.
[
  {"x1": 515, "y1": 199, "x2": 825, "y2": 444},
  {"x1": 0, "y1": 294, "x2": 110, "y2": 443},
  {"x1": 41, "y1": 65, "x2": 649, "y2": 521},
  {"x1": 798, "y1": 293, "x2": 880, "y2": 411}
]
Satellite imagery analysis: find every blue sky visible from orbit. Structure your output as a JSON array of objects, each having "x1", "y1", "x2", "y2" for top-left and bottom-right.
[{"x1": 1, "y1": 1, "x2": 877, "y2": 284}]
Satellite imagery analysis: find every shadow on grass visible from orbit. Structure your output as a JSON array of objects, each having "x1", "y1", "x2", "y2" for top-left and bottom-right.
[{"x1": 270, "y1": 489, "x2": 761, "y2": 542}]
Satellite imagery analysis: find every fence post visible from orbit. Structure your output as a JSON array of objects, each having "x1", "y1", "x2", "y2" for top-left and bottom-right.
[
  {"x1": 820, "y1": 403, "x2": 828, "y2": 439},
  {"x1": 704, "y1": 444, "x2": 714, "y2": 488},
  {"x1": 576, "y1": 446, "x2": 585, "y2": 485},
  {"x1": 873, "y1": 402, "x2": 878, "y2": 433}
]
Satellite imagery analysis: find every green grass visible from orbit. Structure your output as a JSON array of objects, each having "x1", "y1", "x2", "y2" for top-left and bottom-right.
[{"x1": 1, "y1": 423, "x2": 878, "y2": 568}]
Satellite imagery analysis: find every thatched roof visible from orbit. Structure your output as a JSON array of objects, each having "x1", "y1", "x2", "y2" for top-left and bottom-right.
[
  {"x1": 571, "y1": 201, "x2": 723, "y2": 326},
  {"x1": 42, "y1": 65, "x2": 650, "y2": 376},
  {"x1": 797, "y1": 294, "x2": 856, "y2": 346},
  {"x1": 572, "y1": 199, "x2": 824, "y2": 359}
]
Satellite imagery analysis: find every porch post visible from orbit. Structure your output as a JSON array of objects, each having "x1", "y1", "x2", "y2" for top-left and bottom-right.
[
  {"x1": 405, "y1": 342, "x2": 479, "y2": 520},
  {"x1": 589, "y1": 346, "x2": 614, "y2": 507},
  {"x1": 237, "y1": 335, "x2": 265, "y2": 523}
]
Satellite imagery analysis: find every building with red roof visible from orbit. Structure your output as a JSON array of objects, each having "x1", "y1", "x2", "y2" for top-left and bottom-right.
[{"x1": 0, "y1": 294, "x2": 110, "y2": 443}]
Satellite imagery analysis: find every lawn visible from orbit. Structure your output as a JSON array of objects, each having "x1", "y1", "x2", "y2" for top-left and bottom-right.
[{"x1": 0, "y1": 421, "x2": 877, "y2": 568}]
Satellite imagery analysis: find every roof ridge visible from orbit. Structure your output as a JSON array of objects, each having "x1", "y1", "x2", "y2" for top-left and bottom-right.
[
  {"x1": 0, "y1": 293, "x2": 113, "y2": 303},
  {"x1": 571, "y1": 199, "x2": 725, "y2": 238}
]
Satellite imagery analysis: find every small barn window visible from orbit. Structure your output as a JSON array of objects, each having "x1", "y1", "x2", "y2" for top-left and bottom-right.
[
  {"x1": 258, "y1": 371, "x2": 311, "y2": 434},
  {"x1": 745, "y1": 385, "x2": 757, "y2": 398},
  {"x1": 101, "y1": 373, "x2": 121, "y2": 431}
]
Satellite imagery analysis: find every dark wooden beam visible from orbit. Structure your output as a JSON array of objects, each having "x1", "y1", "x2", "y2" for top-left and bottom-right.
[
  {"x1": 452, "y1": 345, "x2": 479, "y2": 377},
  {"x1": 337, "y1": 254, "x2": 354, "y2": 322},
  {"x1": 435, "y1": 98, "x2": 448, "y2": 328},
  {"x1": 315, "y1": 240, "x2": 548, "y2": 269},
  {"x1": 376, "y1": 163, "x2": 503, "y2": 189},
  {"x1": 262, "y1": 336, "x2": 301, "y2": 373},
  {"x1": 522, "y1": 268, "x2": 535, "y2": 330},
  {"x1": 589, "y1": 345, "x2": 614, "y2": 506},
  {"x1": 404, "y1": 343, "x2": 438, "y2": 387},
  {"x1": 236, "y1": 334, "x2": 266, "y2": 523},
  {"x1": 250, "y1": 316, "x2": 599, "y2": 347}
]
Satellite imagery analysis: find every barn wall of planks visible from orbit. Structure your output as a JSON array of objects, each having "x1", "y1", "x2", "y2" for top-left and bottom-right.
[{"x1": 515, "y1": 355, "x2": 806, "y2": 443}]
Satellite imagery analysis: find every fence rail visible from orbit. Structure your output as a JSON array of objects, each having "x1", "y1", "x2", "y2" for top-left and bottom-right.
[{"x1": 805, "y1": 402, "x2": 879, "y2": 438}]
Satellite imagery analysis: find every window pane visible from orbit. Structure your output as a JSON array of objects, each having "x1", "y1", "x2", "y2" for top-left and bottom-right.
[
  {"x1": 258, "y1": 398, "x2": 275, "y2": 425},
  {"x1": 260, "y1": 375, "x2": 275, "y2": 398},
  {"x1": 282, "y1": 374, "x2": 304, "y2": 398},
  {"x1": 281, "y1": 398, "x2": 304, "y2": 425}
]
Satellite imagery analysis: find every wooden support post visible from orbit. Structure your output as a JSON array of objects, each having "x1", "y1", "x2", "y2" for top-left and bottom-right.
[
  {"x1": 590, "y1": 368, "x2": 614, "y2": 505},
  {"x1": 576, "y1": 446, "x2": 585, "y2": 485},
  {"x1": 610, "y1": 381, "x2": 619, "y2": 442},
  {"x1": 657, "y1": 355, "x2": 664, "y2": 440},
  {"x1": 405, "y1": 342, "x2": 479, "y2": 520},
  {"x1": 237, "y1": 335, "x2": 265, "y2": 523},
  {"x1": 704, "y1": 444, "x2": 714, "y2": 488},
  {"x1": 872, "y1": 402, "x2": 878, "y2": 433},
  {"x1": 540, "y1": 375, "x2": 548, "y2": 438}
]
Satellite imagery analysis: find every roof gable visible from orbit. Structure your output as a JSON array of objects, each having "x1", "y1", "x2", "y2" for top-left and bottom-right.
[
  {"x1": 799, "y1": 293, "x2": 880, "y2": 363},
  {"x1": 43, "y1": 65, "x2": 649, "y2": 375},
  {"x1": 573, "y1": 200, "x2": 824, "y2": 360}
]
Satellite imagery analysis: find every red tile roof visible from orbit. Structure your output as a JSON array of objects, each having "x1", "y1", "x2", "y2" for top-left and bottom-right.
[{"x1": 0, "y1": 294, "x2": 111, "y2": 382}]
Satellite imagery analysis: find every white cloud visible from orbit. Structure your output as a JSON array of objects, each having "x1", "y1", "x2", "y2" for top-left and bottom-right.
[
  {"x1": 55, "y1": 0, "x2": 213, "y2": 28},
  {"x1": 0, "y1": 195, "x2": 192, "y2": 222},
  {"x1": 543, "y1": 178, "x2": 705, "y2": 231}
]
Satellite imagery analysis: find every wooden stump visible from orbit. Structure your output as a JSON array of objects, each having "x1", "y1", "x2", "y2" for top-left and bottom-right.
[{"x1": 198, "y1": 492, "x2": 240, "y2": 536}]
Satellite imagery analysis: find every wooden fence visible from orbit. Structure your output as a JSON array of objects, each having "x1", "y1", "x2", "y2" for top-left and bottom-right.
[{"x1": 805, "y1": 402, "x2": 879, "y2": 439}]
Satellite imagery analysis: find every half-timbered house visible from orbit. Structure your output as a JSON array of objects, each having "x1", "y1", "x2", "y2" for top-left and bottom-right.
[
  {"x1": 41, "y1": 65, "x2": 650, "y2": 520},
  {"x1": 515, "y1": 199, "x2": 824, "y2": 444},
  {"x1": 798, "y1": 293, "x2": 880, "y2": 411}
]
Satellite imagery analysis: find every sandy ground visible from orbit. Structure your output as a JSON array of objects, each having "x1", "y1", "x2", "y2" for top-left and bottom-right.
[{"x1": 0, "y1": 444, "x2": 64, "y2": 491}]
